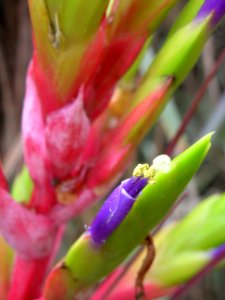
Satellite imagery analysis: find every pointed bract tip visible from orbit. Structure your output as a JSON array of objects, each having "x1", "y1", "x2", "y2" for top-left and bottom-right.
[{"x1": 198, "y1": 131, "x2": 214, "y2": 147}]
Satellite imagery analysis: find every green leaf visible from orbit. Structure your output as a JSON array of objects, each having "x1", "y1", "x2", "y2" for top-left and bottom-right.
[
  {"x1": 133, "y1": 19, "x2": 209, "y2": 105},
  {"x1": 168, "y1": 0, "x2": 205, "y2": 38},
  {"x1": 147, "y1": 192, "x2": 225, "y2": 286},
  {"x1": 11, "y1": 166, "x2": 33, "y2": 204},
  {"x1": 45, "y1": 0, "x2": 109, "y2": 42},
  {"x1": 149, "y1": 251, "x2": 209, "y2": 286}
]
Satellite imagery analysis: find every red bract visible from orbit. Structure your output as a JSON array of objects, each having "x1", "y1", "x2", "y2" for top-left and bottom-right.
[
  {"x1": 45, "y1": 89, "x2": 90, "y2": 180},
  {"x1": 83, "y1": 0, "x2": 179, "y2": 119},
  {"x1": 86, "y1": 78, "x2": 173, "y2": 189},
  {"x1": 21, "y1": 0, "x2": 180, "y2": 218},
  {"x1": 22, "y1": 67, "x2": 173, "y2": 218},
  {"x1": 0, "y1": 164, "x2": 8, "y2": 191},
  {"x1": 83, "y1": 25, "x2": 146, "y2": 120},
  {"x1": 0, "y1": 188, "x2": 55, "y2": 259},
  {"x1": 22, "y1": 65, "x2": 56, "y2": 212}
]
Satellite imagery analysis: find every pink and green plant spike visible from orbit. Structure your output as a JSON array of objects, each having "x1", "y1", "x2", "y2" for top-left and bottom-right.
[{"x1": 0, "y1": 0, "x2": 225, "y2": 300}]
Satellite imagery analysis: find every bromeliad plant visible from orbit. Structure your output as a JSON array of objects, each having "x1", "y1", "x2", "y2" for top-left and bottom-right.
[{"x1": 0, "y1": 0, "x2": 225, "y2": 299}]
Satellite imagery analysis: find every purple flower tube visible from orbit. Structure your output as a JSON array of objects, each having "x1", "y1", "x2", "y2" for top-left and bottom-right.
[
  {"x1": 196, "y1": 0, "x2": 225, "y2": 26},
  {"x1": 88, "y1": 176, "x2": 148, "y2": 247}
]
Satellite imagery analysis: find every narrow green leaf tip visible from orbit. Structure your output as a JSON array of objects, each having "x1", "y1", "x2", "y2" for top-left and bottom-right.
[{"x1": 11, "y1": 166, "x2": 34, "y2": 204}]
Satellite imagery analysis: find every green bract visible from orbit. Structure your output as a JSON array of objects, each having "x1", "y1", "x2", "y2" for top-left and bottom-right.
[
  {"x1": 43, "y1": 133, "x2": 212, "y2": 299},
  {"x1": 28, "y1": 0, "x2": 109, "y2": 104},
  {"x1": 148, "y1": 193, "x2": 225, "y2": 286},
  {"x1": 133, "y1": 19, "x2": 209, "y2": 106},
  {"x1": 168, "y1": 0, "x2": 205, "y2": 37},
  {"x1": 11, "y1": 166, "x2": 33, "y2": 204}
]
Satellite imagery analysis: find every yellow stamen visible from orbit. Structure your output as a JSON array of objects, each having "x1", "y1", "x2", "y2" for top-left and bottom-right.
[
  {"x1": 133, "y1": 155, "x2": 171, "y2": 183},
  {"x1": 133, "y1": 163, "x2": 156, "y2": 183}
]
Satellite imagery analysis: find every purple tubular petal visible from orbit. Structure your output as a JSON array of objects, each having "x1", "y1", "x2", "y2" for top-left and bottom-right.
[
  {"x1": 123, "y1": 176, "x2": 149, "y2": 198},
  {"x1": 88, "y1": 176, "x2": 148, "y2": 247},
  {"x1": 196, "y1": 0, "x2": 225, "y2": 26}
]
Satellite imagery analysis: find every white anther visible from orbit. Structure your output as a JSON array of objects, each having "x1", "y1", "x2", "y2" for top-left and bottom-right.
[{"x1": 152, "y1": 155, "x2": 171, "y2": 173}]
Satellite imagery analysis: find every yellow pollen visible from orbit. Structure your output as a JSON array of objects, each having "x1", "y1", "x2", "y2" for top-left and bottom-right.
[{"x1": 133, "y1": 163, "x2": 156, "y2": 183}]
